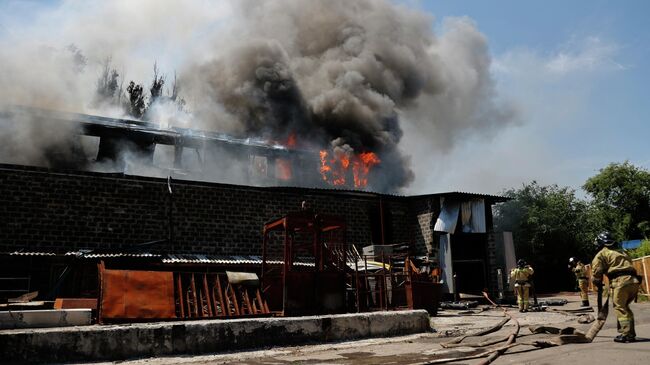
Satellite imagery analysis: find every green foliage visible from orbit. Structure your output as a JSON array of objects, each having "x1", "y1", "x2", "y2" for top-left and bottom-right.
[
  {"x1": 583, "y1": 162, "x2": 650, "y2": 240},
  {"x1": 494, "y1": 182, "x2": 599, "y2": 291},
  {"x1": 627, "y1": 239, "x2": 650, "y2": 259},
  {"x1": 495, "y1": 161, "x2": 650, "y2": 292},
  {"x1": 126, "y1": 81, "x2": 146, "y2": 118}
]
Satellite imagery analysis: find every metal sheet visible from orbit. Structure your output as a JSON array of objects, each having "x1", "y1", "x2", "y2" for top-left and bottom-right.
[
  {"x1": 470, "y1": 199, "x2": 486, "y2": 233},
  {"x1": 434, "y1": 198, "x2": 459, "y2": 233},
  {"x1": 99, "y1": 269, "x2": 175, "y2": 321},
  {"x1": 226, "y1": 271, "x2": 259, "y2": 286},
  {"x1": 439, "y1": 234, "x2": 454, "y2": 294},
  {"x1": 406, "y1": 281, "x2": 442, "y2": 315},
  {"x1": 460, "y1": 202, "x2": 472, "y2": 232}
]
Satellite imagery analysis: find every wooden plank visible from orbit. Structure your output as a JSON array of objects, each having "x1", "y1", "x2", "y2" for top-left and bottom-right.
[
  {"x1": 250, "y1": 291, "x2": 259, "y2": 314},
  {"x1": 256, "y1": 289, "x2": 269, "y2": 314},
  {"x1": 242, "y1": 287, "x2": 253, "y2": 314},
  {"x1": 176, "y1": 273, "x2": 185, "y2": 318},
  {"x1": 642, "y1": 257, "x2": 650, "y2": 295},
  {"x1": 185, "y1": 281, "x2": 193, "y2": 317},
  {"x1": 228, "y1": 284, "x2": 240, "y2": 316},
  {"x1": 8, "y1": 291, "x2": 38, "y2": 303},
  {"x1": 190, "y1": 274, "x2": 199, "y2": 317},
  {"x1": 215, "y1": 276, "x2": 227, "y2": 316},
  {"x1": 202, "y1": 274, "x2": 213, "y2": 317},
  {"x1": 53, "y1": 298, "x2": 97, "y2": 310}
]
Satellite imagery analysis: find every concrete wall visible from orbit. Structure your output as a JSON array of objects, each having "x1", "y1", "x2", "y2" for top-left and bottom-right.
[
  {"x1": 0, "y1": 309, "x2": 92, "y2": 329},
  {"x1": 0, "y1": 310, "x2": 431, "y2": 363},
  {"x1": 0, "y1": 164, "x2": 414, "y2": 255}
]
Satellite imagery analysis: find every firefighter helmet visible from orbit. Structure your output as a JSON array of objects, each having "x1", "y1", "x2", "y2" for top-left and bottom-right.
[
  {"x1": 517, "y1": 259, "x2": 526, "y2": 268},
  {"x1": 594, "y1": 231, "x2": 615, "y2": 247},
  {"x1": 568, "y1": 257, "x2": 577, "y2": 266}
]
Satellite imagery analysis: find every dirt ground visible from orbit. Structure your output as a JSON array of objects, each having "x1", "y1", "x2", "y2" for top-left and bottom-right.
[{"x1": 89, "y1": 293, "x2": 650, "y2": 365}]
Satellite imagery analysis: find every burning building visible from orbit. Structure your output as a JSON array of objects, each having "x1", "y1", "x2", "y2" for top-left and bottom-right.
[
  {"x1": 0, "y1": 122, "x2": 512, "y2": 312},
  {"x1": 0, "y1": 107, "x2": 388, "y2": 191},
  {"x1": 0, "y1": 0, "x2": 520, "y2": 323}
]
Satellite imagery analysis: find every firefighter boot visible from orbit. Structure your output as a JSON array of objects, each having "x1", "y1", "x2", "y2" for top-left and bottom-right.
[{"x1": 614, "y1": 334, "x2": 636, "y2": 343}]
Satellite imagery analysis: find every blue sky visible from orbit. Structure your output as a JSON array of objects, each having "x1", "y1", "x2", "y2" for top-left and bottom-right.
[
  {"x1": 1, "y1": 0, "x2": 648, "y2": 194},
  {"x1": 403, "y1": 0, "x2": 650, "y2": 194}
]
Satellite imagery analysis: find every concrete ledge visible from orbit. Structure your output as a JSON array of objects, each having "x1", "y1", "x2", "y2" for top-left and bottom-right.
[
  {"x1": 0, "y1": 309, "x2": 92, "y2": 329},
  {"x1": 0, "y1": 310, "x2": 430, "y2": 363}
]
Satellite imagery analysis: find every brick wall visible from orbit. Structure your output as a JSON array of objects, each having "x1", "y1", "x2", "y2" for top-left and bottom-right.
[
  {"x1": 487, "y1": 232, "x2": 499, "y2": 295},
  {"x1": 410, "y1": 196, "x2": 441, "y2": 259},
  {"x1": 0, "y1": 164, "x2": 422, "y2": 255},
  {"x1": 0, "y1": 164, "x2": 506, "y2": 295}
]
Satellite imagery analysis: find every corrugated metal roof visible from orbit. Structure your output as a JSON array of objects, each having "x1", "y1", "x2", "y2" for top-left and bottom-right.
[
  {"x1": 2, "y1": 251, "x2": 316, "y2": 267},
  {"x1": 69, "y1": 252, "x2": 162, "y2": 258},
  {"x1": 8, "y1": 251, "x2": 57, "y2": 256},
  {"x1": 259, "y1": 186, "x2": 510, "y2": 201},
  {"x1": 6, "y1": 251, "x2": 161, "y2": 258},
  {"x1": 163, "y1": 254, "x2": 263, "y2": 264},
  {"x1": 162, "y1": 254, "x2": 314, "y2": 266},
  {"x1": 408, "y1": 191, "x2": 510, "y2": 202}
]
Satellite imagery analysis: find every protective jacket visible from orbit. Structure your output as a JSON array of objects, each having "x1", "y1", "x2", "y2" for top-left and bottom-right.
[
  {"x1": 591, "y1": 246, "x2": 640, "y2": 339},
  {"x1": 591, "y1": 247, "x2": 639, "y2": 288},
  {"x1": 573, "y1": 262, "x2": 588, "y2": 280},
  {"x1": 510, "y1": 266, "x2": 534, "y2": 287}
]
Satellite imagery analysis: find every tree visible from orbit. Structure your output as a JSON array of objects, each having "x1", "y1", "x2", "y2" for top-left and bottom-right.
[
  {"x1": 149, "y1": 62, "x2": 165, "y2": 106},
  {"x1": 583, "y1": 162, "x2": 650, "y2": 241},
  {"x1": 494, "y1": 182, "x2": 598, "y2": 292},
  {"x1": 143, "y1": 65, "x2": 188, "y2": 118},
  {"x1": 96, "y1": 57, "x2": 120, "y2": 105},
  {"x1": 126, "y1": 81, "x2": 146, "y2": 118},
  {"x1": 170, "y1": 71, "x2": 187, "y2": 111}
]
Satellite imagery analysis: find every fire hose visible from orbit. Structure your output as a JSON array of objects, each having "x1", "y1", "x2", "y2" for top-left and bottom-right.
[
  {"x1": 416, "y1": 292, "x2": 520, "y2": 364},
  {"x1": 414, "y1": 290, "x2": 610, "y2": 364}
]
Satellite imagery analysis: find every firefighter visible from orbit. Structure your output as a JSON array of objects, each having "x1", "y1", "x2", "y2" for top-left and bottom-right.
[
  {"x1": 568, "y1": 257, "x2": 590, "y2": 307},
  {"x1": 591, "y1": 231, "x2": 641, "y2": 343},
  {"x1": 510, "y1": 259, "x2": 534, "y2": 312}
]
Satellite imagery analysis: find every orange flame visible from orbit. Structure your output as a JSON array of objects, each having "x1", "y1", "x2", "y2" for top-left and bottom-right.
[
  {"x1": 286, "y1": 133, "x2": 297, "y2": 148},
  {"x1": 271, "y1": 132, "x2": 298, "y2": 149},
  {"x1": 276, "y1": 158, "x2": 292, "y2": 180},
  {"x1": 352, "y1": 152, "x2": 380, "y2": 187},
  {"x1": 319, "y1": 150, "x2": 331, "y2": 181},
  {"x1": 319, "y1": 150, "x2": 380, "y2": 188}
]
